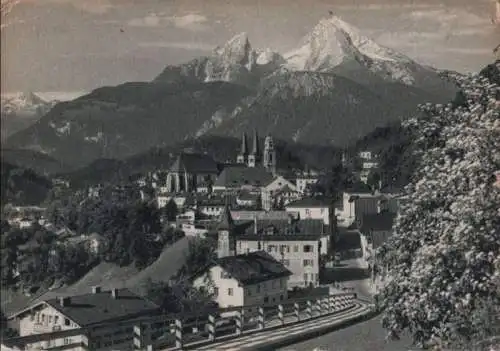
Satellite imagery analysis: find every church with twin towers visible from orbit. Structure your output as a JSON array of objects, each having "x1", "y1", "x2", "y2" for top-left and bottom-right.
[{"x1": 237, "y1": 130, "x2": 277, "y2": 174}]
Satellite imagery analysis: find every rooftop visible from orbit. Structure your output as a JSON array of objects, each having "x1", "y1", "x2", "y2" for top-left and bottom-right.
[
  {"x1": 358, "y1": 212, "x2": 396, "y2": 233},
  {"x1": 214, "y1": 165, "x2": 274, "y2": 188},
  {"x1": 169, "y1": 152, "x2": 219, "y2": 174},
  {"x1": 14, "y1": 288, "x2": 159, "y2": 326},
  {"x1": 237, "y1": 218, "x2": 325, "y2": 241},
  {"x1": 216, "y1": 251, "x2": 292, "y2": 285},
  {"x1": 286, "y1": 196, "x2": 334, "y2": 208}
]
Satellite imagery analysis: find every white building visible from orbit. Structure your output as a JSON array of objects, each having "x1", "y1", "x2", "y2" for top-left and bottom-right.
[
  {"x1": 285, "y1": 197, "x2": 335, "y2": 226},
  {"x1": 7, "y1": 288, "x2": 159, "y2": 351},
  {"x1": 192, "y1": 251, "x2": 291, "y2": 309},
  {"x1": 295, "y1": 175, "x2": 319, "y2": 194},
  {"x1": 261, "y1": 176, "x2": 299, "y2": 211}
]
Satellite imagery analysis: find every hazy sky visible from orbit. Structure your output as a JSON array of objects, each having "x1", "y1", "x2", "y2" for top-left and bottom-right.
[{"x1": 1, "y1": 0, "x2": 499, "y2": 93}]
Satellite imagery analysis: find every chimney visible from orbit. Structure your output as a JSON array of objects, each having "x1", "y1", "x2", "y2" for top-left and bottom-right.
[
  {"x1": 111, "y1": 288, "x2": 118, "y2": 299},
  {"x1": 92, "y1": 286, "x2": 101, "y2": 294},
  {"x1": 58, "y1": 297, "x2": 71, "y2": 307}
]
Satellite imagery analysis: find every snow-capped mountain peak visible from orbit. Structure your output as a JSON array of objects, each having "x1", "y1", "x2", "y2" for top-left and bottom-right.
[
  {"x1": 215, "y1": 32, "x2": 255, "y2": 70},
  {"x1": 1, "y1": 92, "x2": 47, "y2": 109},
  {"x1": 284, "y1": 16, "x2": 413, "y2": 72}
]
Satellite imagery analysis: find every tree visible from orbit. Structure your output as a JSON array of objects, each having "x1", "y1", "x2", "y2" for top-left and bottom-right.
[
  {"x1": 163, "y1": 199, "x2": 178, "y2": 222},
  {"x1": 376, "y1": 72, "x2": 500, "y2": 349}
]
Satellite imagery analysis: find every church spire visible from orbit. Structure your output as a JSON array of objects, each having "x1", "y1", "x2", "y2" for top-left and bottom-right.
[
  {"x1": 251, "y1": 129, "x2": 259, "y2": 155},
  {"x1": 217, "y1": 197, "x2": 234, "y2": 231},
  {"x1": 240, "y1": 132, "x2": 248, "y2": 155}
]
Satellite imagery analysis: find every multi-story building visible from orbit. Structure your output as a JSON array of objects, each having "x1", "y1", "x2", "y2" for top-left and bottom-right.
[
  {"x1": 8, "y1": 288, "x2": 159, "y2": 351},
  {"x1": 260, "y1": 175, "x2": 299, "y2": 211},
  {"x1": 192, "y1": 251, "x2": 291, "y2": 309},
  {"x1": 234, "y1": 219, "x2": 325, "y2": 288}
]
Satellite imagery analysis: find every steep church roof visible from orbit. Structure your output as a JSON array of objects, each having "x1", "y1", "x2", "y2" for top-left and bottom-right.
[
  {"x1": 240, "y1": 132, "x2": 248, "y2": 155},
  {"x1": 169, "y1": 152, "x2": 219, "y2": 174},
  {"x1": 217, "y1": 203, "x2": 234, "y2": 231},
  {"x1": 251, "y1": 130, "x2": 260, "y2": 155}
]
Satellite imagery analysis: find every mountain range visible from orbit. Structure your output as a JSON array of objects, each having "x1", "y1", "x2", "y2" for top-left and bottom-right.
[
  {"x1": 4, "y1": 16, "x2": 459, "y2": 170},
  {"x1": 1, "y1": 92, "x2": 59, "y2": 141}
]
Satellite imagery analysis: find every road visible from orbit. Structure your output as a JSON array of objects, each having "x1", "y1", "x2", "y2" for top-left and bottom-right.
[{"x1": 278, "y1": 229, "x2": 414, "y2": 351}]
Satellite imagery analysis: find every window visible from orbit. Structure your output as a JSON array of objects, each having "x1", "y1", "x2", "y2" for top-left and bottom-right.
[
  {"x1": 303, "y1": 259, "x2": 314, "y2": 267},
  {"x1": 304, "y1": 273, "x2": 308, "y2": 281},
  {"x1": 303, "y1": 245, "x2": 313, "y2": 253},
  {"x1": 315, "y1": 273, "x2": 319, "y2": 281},
  {"x1": 64, "y1": 338, "x2": 72, "y2": 345},
  {"x1": 264, "y1": 296, "x2": 269, "y2": 303},
  {"x1": 54, "y1": 316, "x2": 59, "y2": 325},
  {"x1": 256, "y1": 284, "x2": 261, "y2": 293},
  {"x1": 279, "y1": 279, "x2": 284, "y2": 288},
  {"x1": 213, "y1": 287, "x2": 219, "y2": 297},
  {"x1": 48, "y1": 315, "x2": 53, "y2": 323},
  {"x1": 228, "y1": 288, "x2": 233, "y2": 296},
  {"x1": 280, "y1": 295, "x2": 284, "y2": 301},
  {"x1": 247, "y1": 288, "x2": 252, "y2": 296},
  {"x1": 41, "y1": 314, "x2": 45, "y2": 323},
  {"x1": 282, "y1": 259, "x2": 290, "y2": 266},
  {"x1": 294, "y1": 245, "x2": 299, "y2": 252},
  {"x1": 305, "y1": 209, "x2": 311, "y2": 216},
  {"x1": 280, "y1": 245, "x2": 289, "y2": 253}
]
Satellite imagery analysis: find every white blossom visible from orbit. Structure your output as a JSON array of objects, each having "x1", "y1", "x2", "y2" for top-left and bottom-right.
[{"x1": 377, "y1": 73, "x2": 500, "y2": 350}]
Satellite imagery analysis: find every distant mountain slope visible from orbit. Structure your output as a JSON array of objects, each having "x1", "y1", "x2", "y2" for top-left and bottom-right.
[
  {"x1": 5, "y1": 81, "x2": 251, "y2": 166},
  {"x1": 1, "y1": 149, "x2": 71, "y2": 176},
  {"x1": 208, "y1": 71, "x2": 446, "y2": 146},
  {"x1": 55, "y1": 135, "x2": 341, "y2": 188},
  {"x1": 0, "y1": 162, "x2": 53, "y2": 206}
]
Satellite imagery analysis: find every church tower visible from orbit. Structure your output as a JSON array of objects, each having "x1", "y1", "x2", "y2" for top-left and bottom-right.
[
  {"x1": 247, "y1": 130, "x2": 261, "y2": 168},
  {"x1": 263, "y1": 135, "x2": 276, "y2": 174},
  {"x1": 217, "y1": 201, "x2": 236, "y2": 258},
  {"x1": 236, "y1": 132, "x2": 248, "y2": 164}
]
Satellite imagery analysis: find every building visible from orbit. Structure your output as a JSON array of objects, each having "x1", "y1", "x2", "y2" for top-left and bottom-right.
[
  {"x1": 295, "y1": 174, "x2": 319, "y2": 194},
  {"x1": 357, "y1": 212, "x2": 396, "y2": 263},
  {"x1": 285, "y1": 197, "x2": 336, "y2": 226},
  {"x1": 339, "y1": 188, "x2": 403, "y2": 227},
  {"x1": 8, "y1": 288, "x2": 159, "y2": 351},
  {"x1": 236, "y1": 130, "x2": 261, "y2": 168},
  {"x1": 262, "y1": 136, "x2": 277, "y2": 175},
  {"x1": 235, "y1": 218, "x2": 326, "y2": 288},
  {"x1": 192, "y1": 251, "x2": 291, "y2": 309},
  {"x1": 212, "y1": 165, "x2": 274, "y2": 193},
  {"x1": 165, "y1": 152, "x2": 220, "y2": 193},
  {"x1": 261, "y1": 176, "x2": 299, "y2": 211}
]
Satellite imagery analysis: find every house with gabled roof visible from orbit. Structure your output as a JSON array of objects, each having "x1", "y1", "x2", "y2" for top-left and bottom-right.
[
  {"x1": 7, "y1": 287, "x2": 159, "y2": 351},
  {"x1": 192, "y1": 251, "x2": 291, "y2": 309}
]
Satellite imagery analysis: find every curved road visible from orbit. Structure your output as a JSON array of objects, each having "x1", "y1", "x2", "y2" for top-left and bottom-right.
[
  {"x1": 277, "y1": 315, "x2": 413, "y2": 351},
  {"x1": 278, "y1": 229, "x2": 414, "y2": 351}
]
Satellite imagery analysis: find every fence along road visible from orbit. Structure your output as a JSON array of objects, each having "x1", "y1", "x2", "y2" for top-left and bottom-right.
[{"x1": 4, "y1": 292, "x2": 373, "y2": 351}]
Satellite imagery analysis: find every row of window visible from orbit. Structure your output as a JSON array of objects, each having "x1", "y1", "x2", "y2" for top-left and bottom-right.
[
  {"x1": 213, "y1": 279, "x2": 286, "y2": 297},
  {"x1": 264, "y1": 244, "x2": 315, "y2": 253},
  {"x1": 32, "y1": 312, "x2": 72, "y2": 327},
  {"x1": 279, "y1": 259, "x2": 314, "y2": 267},
  {"x1": 303, "y1": 273, "x2": 319, "y2": 282}
]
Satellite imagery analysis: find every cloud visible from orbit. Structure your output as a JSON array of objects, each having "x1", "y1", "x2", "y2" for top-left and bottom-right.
[
  {"x1": 138, "y1": 41, "x2": 215, "y2": 51},
  {"x1": 440, "y1": 47, "x2": 493, "y2": 55},
  {"x1": 19, "y1": 0, "x2": 115, "y2": 14},
  {"x1": 335, "y1": 3, "x2": 438, "y2": 11},
  {"x1": 128, "y1": 13, "x2": 208, "y2": 31}
]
